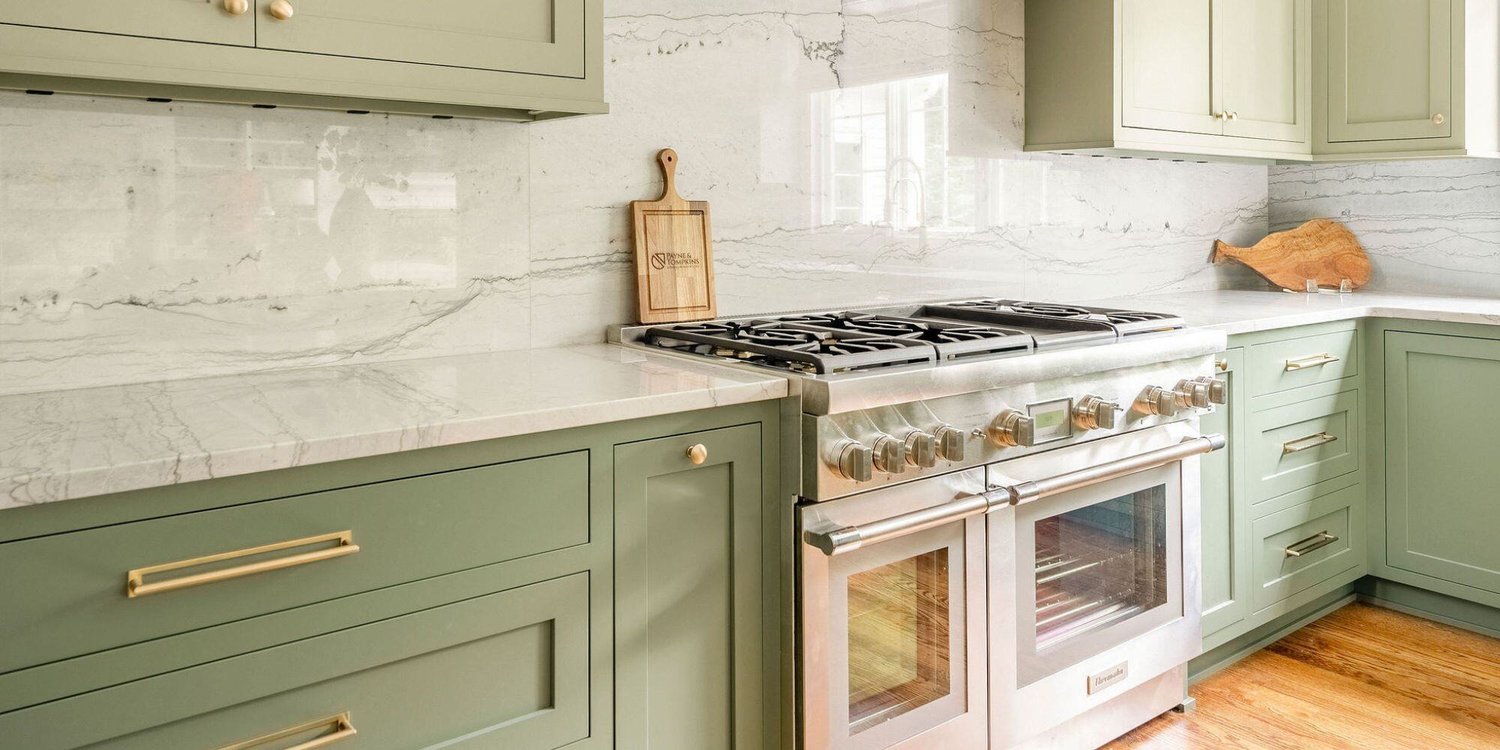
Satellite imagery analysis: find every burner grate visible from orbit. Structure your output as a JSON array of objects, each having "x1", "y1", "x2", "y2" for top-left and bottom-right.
[{"x1": 644, "y1": 319, "x2": 936, "y2": 374}]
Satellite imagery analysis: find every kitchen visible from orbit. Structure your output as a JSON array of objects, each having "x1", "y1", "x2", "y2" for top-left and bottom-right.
[{"x1": 2, "y1": 0, "x2": 1499, "y2": 748}]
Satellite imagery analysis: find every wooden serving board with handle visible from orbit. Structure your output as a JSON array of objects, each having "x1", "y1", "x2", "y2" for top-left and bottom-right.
[
  {"x1": 1212, "y1": 218, "x2": 1373, "y2": 291},
  {"x1": 630, "y1": 148, "x2": 717, "y2": 324}
]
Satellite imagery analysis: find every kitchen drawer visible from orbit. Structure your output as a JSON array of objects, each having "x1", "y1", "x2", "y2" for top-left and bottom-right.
[
  {"x1": 1248, "y1": 327, "x2": 1358, "y2": 398},
  {"x1": 0, "y1": 450, "x2": 588, "y2": 675},
  {"x1": 1252, "y1": 485, "x2": 1360, "y2": 609},
  {"x1": 1248, "y1": 390, "x2": 1359, "y2": 503},
  {"x1": 0, "y1": 573, "x2": 594, "y2": 750}
]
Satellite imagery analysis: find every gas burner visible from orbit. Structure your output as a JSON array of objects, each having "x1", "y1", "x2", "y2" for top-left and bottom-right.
[
  {"x1": 643, "y1": 319, "x2": 935, "y2": 374},
  {"x1": 779, "y1": 313, "x2": 930, "y2": 339},
  {"x1": 982, "y1": 301, "x2": 1099, "y2": 319}
]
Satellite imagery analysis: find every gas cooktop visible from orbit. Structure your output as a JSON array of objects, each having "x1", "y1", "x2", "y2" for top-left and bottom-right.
[{"x1": 626, "y1": 299, "x2": 1185, "y2": 375}]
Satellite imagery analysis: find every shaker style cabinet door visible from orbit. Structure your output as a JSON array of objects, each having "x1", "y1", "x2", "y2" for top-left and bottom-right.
[
  {"x1": 1385, "y1": 332, "x2": 1500, "y2": 599},
  {"x1": 1119, "y1": 0, "x2": 1223, "y2": 135},
  {"x1": 1220, "y1": 0, "x2": 1310, "y2": 142},
  {"x1": 1200, "y1": 349, "x2": 1249, "y2": 643},
  {"x1": 1325, "y1": 0, "x2": 1455, "y2": 143},
  {"x1": 253, "y1": 0, "x2": 587, "y2": 78},
  {"x1": 0, "y1": 0, "x2": 255, "y2": 46},
  {"x1": 614, "y1": 424, "x2": 766, "y2": 750}
]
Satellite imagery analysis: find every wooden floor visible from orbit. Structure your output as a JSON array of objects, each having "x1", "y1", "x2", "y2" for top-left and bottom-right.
[{"x1": 1108, "y1": 603, "x2": 1500, "y2": 749}]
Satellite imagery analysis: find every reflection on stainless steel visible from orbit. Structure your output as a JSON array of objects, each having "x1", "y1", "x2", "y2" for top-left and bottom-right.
[{"x1": 847, "y1": 549, "x2": 951, "y2": 732}]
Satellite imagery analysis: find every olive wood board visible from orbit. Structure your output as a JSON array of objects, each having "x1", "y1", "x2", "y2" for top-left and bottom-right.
[{"x1": 1212, "y1": 218, "x2": 1373, "y2": 291}]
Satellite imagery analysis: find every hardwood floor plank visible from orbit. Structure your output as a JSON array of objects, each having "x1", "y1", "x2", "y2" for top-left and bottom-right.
[{"x1": 1107, "y1": 603, "x2": 1500, "y2": 750}]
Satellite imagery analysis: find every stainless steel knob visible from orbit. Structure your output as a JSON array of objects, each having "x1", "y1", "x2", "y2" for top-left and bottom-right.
[
  {"x1": 1073, "y1": 394, "x2": 1123, "y2": 431},
  {"x1": 1175, "y1": 379, "x2": 1212, "y2": 409},
  {"x1": 832, "y1": 441, "x2": 873, "y2": 482},
  {"x1": 871, "y1": 435, "x2": 906, "y2": 474},
  {"x1": 902, "y1": 430, "x2": 938, "y2": 469},
  {"x1": 1194, "y1": 375, "x2": 1228, "y2": 405},
  {"x1": 1136, "y1": 386, "x2": 1182, "y2": 417},
  {"x1": 989, "y1": 409, "x2": 1036, "y2": 448},
  {"x1": 933, "y1": 424, "x2": 966, "y2": 462}
]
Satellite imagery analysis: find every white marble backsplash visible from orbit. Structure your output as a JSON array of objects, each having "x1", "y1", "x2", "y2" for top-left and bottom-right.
[
  {"x1": 1, "y1": 0, "x2": 1269, "y2": 395},
  {"x1": 1270, "y1": 160, "x2": 1500, "y2": 296}
]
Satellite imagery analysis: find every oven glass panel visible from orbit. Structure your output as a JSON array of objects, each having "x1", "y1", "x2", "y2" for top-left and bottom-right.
[
  {"x1": 1034, "y1": 485, "x2": 1168, "y2": 650},
  {"x1": 847, "y1": 548, "x2": 951, "y2": 733}
]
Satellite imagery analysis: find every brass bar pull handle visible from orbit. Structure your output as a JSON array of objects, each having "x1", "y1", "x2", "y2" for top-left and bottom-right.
[
  {"x1": 1284, "y1": 353, "x2": 1340, "y2": 371},
  {"x1": 127, "y1": 531, "x2": 359, "y2": 598},
  {"x1": 1282, "y1": 432, "x2": 1337, "y2": 455},
  {"x1": 218, "y1": 712, "x2": 357, "y2": 750},
  {"x1": 805, "y1": 434, "x2": 1226, "y2": 556},
  {"x1": 1285, "y1": 531, "x2": 1338, "y2": 558}
]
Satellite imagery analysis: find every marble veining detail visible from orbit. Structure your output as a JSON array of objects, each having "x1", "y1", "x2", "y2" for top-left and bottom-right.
[
  {"x1": 1, "y1": 0, "x2": 1269, "y2": 395},
  {"x1": 1269, "y1": 160, "x2": 1500, "y2": 297},
  {"x1": 1086, "y1": 290, "x2": 1500, "y2": 336}
]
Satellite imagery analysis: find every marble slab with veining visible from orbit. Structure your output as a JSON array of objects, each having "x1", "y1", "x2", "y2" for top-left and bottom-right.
[
  {"x1": 1087, "y1": 290, "x2": 1500, "y2": 336},
  {"x1": 0, "y1": 345, "x2": 788, "y2": 510}
]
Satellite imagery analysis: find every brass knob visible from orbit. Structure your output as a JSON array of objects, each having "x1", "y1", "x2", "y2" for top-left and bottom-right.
[
  {"x1": 267, "y1": 0, "x2": 294, "y2": 20},
  {"x1": 1227, "y1": 111, "x2": 1238, "y2": 121},
  {"x1": 1433, "y1": 113, "x2": 1446, "y2": 125},
  {"x1": 1216, "y1": 358, "x2": 1229, "y2": 372},
  {"x1": 223, "y1": 0, "x2": 249, "y2": 15},
  {"x1": 687, "y1": 444, "x2": 708, "y2": 465}
]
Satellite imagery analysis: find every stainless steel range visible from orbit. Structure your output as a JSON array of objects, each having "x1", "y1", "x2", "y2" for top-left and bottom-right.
[{"x1": 616, "y1": 299, "x2": 1228, "y2": 750}]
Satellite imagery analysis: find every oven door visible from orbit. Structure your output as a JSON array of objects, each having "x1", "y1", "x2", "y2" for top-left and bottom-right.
[
  {"x1": 799, "y1": 469, "x2": 988, "y2": 750},
  {"x1": 989, "y1": 422, "x2": 1206, "y2": 748}
]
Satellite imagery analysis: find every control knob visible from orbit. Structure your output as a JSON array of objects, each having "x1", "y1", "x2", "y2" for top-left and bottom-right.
[
  {"x1": 871, "y1": 435, "x2": 907, "y2": 475},
  {"x1": 1073, "y1": 395, "x2": 1123, "y2": 431},
  {"x1": 831, "y1": 440, "x2": 873, "y2": 482},
  {"x1": 902, "y1": 430, "x2": 938, "y2": 468},
  {"x1": 1174, "y1": 379, "x2": 1212, "y2": 409},
  {"x1": 1193, "y1": 375, "x2": 1228, "y2": 405},
  {"x1": 1135, "y1": 386, "x2": 1185, "y2": 417},
  {"x1": 933, "y1": 424, "x2": 967, "y2": 462},
  {"x1": 989, "y1": 409, "x2": 1036, "y2": 447}
]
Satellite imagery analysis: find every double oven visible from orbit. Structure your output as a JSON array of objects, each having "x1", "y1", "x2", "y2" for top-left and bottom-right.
[{"x1": 799, "y1": 419, "x2": 1221, "y2": 750}]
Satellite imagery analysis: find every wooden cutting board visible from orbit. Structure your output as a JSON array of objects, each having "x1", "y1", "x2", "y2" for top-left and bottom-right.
[
  {"x1": 630, "y1": 148, "x2": 717, "y2": 324},
  {"x1": 1212, "y1": 218, "x2": 1373, "y2": 291}
]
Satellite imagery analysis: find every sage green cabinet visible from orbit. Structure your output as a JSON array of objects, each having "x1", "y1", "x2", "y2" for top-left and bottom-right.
[
  {"x1": 1384, "y1": 331, "x2": 1500, "y2": 598},
  {"x1": 1201, "y1": 349, "x2": 1251, "y2": 641},
  {"x1": 1220, "y1": 0, "x2": 1310, "y2": 143},
  {"x1": 0, "y1": 0, "x2": 604, "y2": 119},
  {"x1": 1119, "y1": 0, "x2": 1220, "y2": 136},
  {"x1": 614, "y1": 424, "x2": 768, "y2": 750}
]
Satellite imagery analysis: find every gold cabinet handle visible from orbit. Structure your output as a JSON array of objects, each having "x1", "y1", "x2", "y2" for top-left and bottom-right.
[
  {"x1": 1227, "y1": 111, "x2": 1238, "y2": 121},
  {"x1": 687, "y1": 443, "x2": 709, "y2": 465},
  {"x1": 218, "y1": 712, "x2": 356, "y2": 750},
  {"x1": 126, "y1": 531, "x2": 358, "y2": 598},
  {"x1": 223, "y1": 0, "x2": 250, "y2": 15},
  {"x1": 1284, "y1": 353, "x2": 1340, "y2": 371},
  {"x1": 1282, "y1": 431, "x2": 1337, "y2": 455},
  {"x1": 1215, "y1": 358, "x2": 1229, "y2": 372},
  {"x1": 1433, "y1": 113, "x2": 1446, "y2": 125},
  {"x1": 1285, "y1": 531, "x2": 1338, "y2": 558},
  {"x1": 267, "y1": 0, "x2": 294, "y2": 20}
]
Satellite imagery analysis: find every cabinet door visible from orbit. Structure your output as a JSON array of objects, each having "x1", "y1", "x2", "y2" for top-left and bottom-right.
[
  {"x1": 254, "y1": 0, "x2": 586, "y2": 78},
  {"x1": 1220, "y1": 0, "x2": 1309, "y2": 142},
  {"x1": 1386, "y1": 332, "x2": 1500, "y2": 597},
  {"x1": 1326, "y1": 0, "x2": 1454, "y2": 142},
  {"x1": 1120, "y1": 0, "x2": 1223, "y2": 135},
  {"x1": 615, "y1": 425, "x2": 765, "y2": 750},
  {"x1": 1201, "y1": 349, "x2": 1250, "y2": 641},
  {"x1": 0, "y1": 0, "x2": 254, "y2": 46}
]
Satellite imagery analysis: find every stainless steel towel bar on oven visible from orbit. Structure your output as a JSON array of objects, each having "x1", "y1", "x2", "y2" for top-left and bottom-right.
[{"x1": 804, "y1": 434, "x2": 1226, "y2": 556}]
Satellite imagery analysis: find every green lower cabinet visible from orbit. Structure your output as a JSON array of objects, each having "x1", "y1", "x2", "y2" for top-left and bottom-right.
[
  {"x1": 613, "y1": 424, "x2": 768, "y2": 750},
  {"x1": 1384, "y1": 331, "x2": 1500, "y2": 600},
  {"x1": 1201, "y1": 348, "x2": 1251, "y2": 642}
]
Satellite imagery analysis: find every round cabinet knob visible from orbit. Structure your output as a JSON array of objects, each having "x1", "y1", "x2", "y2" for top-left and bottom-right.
[
  {"x1": 988, "y1": 409, "x2": 1036, "y2": 448},
  {"x1": 1135, "y1": 386, "x2": 1182, "y2": 418},
  {"x1": 1216, "y1": 358, "x2": 1229, "y2": 372},
  {"x1": 267, "y1": 0, "x2": 294, "y2": 20},
  {"x1": 833, "y1": 441, "x2": 873, "y2": 483},
  {"x1": 902, "y1": 430, "x2": 938, "y2": 469},
  {"x1": 1227, "y1": 111, "x2": 1238, "y2": 121},
  {"x1": 933, "y1": 424, "x2": 967, "y2": 463},
  {"x1": 223, "y1": 0, "x2": 250, "y2": 15},
  {"x1": 1073, "y1": 395, "x2": 1123, "y2": 431},
  {"x1": 871, "y1": 435, "x2": 906, "y2": 475},
  {"x1": 1433, "y1": 113, "x2": 1446, "y2": 125},
  {"x1": 686, "y1": 444, "x2": 708, "y2": 465}
]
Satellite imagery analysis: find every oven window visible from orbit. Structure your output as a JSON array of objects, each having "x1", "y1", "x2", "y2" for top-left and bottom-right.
[
  {"x1": 1034, "y1": 485, "x2": 1168, "y2": 650},
  {"x1": 847, "y1": 548, "x2": 951, "y2": 733}
]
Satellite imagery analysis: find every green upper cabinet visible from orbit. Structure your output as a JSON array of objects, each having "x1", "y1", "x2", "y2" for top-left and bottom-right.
[
  {"x1": 613, "y1": 424, "x2": 775, "y2": 750},
  {"x1": 0, "y1": 0, "x2": 604, "y2": 119},
  {"x1": 1315, "y1": 0, "x2": 1500, "y2": 158},
  {"x1": 1384, "y1": 331, "x2": 1500, "y2": 602},
  {"x1": 1027, "y1": 0, "x2": 1310, "y2": 162}
]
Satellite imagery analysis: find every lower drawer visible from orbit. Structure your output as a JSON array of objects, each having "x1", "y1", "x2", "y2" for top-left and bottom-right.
[
  {"x1": 0, "y1": 573, "x2": 594, "y2": 750},
  {"x1": 1252, "y1": 484, "x2": 1362, "y2": 610},
  {"x1": 1248, "y1": 390, "x2": 1360, "y2": 504}
]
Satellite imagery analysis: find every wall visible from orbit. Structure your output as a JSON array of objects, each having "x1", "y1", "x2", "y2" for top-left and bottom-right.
[
  {"x1": 1270, "y1": 160, "x2": 1500, "y2": 296},
  {"x1": 0, "y1": 1, "x2": 1269, "y2": 395}
]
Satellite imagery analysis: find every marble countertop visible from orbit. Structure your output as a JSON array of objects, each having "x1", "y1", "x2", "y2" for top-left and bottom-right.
[
  {"x1": 1088, "y1": 290, "x2": 1500, "y2": 335},
  {"x1": 1, "y1": 345, "x2": 788, "y2": 509}
]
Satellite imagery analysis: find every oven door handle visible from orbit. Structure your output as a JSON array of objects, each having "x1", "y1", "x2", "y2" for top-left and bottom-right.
[{"x1": 803, "y1": 434, "x2": 1226, "y2": 556}]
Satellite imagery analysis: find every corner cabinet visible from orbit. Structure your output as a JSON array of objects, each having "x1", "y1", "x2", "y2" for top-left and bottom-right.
[{"x1": 0, "y1": 0, "x2": 605, "y2": 120}]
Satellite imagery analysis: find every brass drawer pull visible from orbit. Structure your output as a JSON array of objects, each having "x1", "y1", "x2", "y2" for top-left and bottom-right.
[
  {"x1": 1282, "y1": 431, "x2": 1338, "y2": 455},
  {"x1": 127, "y1": 531, "x2": 359, "y2": 598},
  {"x1": 219, "y1": 712, "x2": 356, "y2": 750},
  {"x1": 1284, "y1": 353, "x2": 1340, "y2": 371},
  {"x1": 1285, "y1": 531, "x2": 1339, "y2": 558}
]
